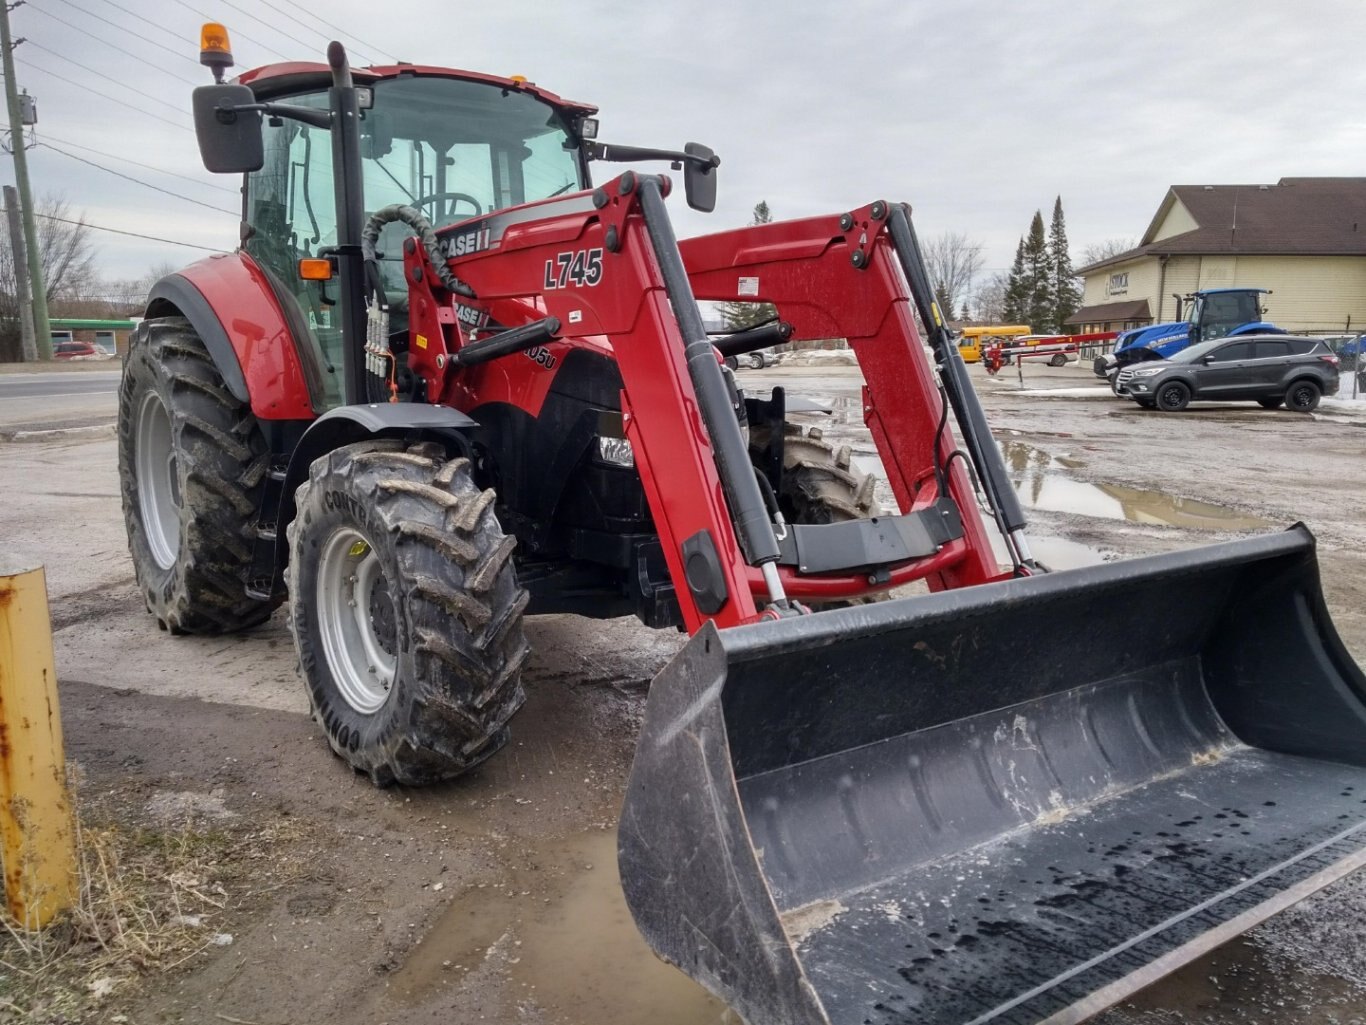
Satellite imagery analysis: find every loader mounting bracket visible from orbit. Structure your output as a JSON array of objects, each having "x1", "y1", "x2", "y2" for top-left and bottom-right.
[{"x1": 774, "y1": 498, "x2": 963, "y2": 573}]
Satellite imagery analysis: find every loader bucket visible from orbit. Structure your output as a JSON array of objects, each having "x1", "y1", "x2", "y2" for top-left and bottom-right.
[{"x1": 619, "y1": 525, "x2": 1366, "y2": 1025}]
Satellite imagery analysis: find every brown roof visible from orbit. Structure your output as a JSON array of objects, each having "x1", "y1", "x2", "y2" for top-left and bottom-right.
[
  {"x1": 1065, "y1": 300, "x2": 1151, "y2": 325},
  {"x1": 1078, "y1": 178, "x2": 1366, "y2": 273}
]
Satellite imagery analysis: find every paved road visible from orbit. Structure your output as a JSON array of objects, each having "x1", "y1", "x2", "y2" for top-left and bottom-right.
[
  {"x1": 0, "y1": 370, "x2": 120, "y2": 398},
  {"x1": 0, "y1": 370, "x2": 120, "y2": 430}
]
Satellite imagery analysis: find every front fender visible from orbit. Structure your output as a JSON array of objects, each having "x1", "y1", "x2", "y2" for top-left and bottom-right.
[
  {"x1": 269, "y1": 404, "x2": 481, "y2": 593},
  {"x1": 145, "y1": 253, "x2": 318, "y2": 421}
]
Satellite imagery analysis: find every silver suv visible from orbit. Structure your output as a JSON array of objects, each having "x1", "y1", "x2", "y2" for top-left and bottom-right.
[{"x1": 1120, "y1": 335, "x2": 1340, "y2": 413}]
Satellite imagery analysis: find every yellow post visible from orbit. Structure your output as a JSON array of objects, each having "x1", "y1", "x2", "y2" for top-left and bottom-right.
[{"x1": 0, "y1": 565, "x2": 76, "y2": 929}]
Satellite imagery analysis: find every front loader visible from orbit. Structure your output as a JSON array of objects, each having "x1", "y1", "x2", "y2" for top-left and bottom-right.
[{"x1": 117, "y1": 25, "x2": 1366, "y2": 1025}]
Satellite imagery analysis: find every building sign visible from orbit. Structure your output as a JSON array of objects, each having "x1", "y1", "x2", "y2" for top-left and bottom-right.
[{"x1": 1107, "y1": 272, "x2": 1129, "y2": 296}]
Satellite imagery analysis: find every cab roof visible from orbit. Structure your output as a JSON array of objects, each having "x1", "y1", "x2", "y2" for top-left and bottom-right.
[{"x1": 237, "y1": 62, "x2": 598, "y2": 116}]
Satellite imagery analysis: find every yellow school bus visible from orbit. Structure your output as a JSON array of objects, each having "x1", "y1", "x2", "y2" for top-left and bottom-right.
[{"x1": 957, "y1": 325, "x2": 1030, "y2": 363}]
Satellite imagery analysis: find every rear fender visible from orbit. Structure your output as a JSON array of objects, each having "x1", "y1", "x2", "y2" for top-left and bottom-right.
[
  {"x1": 145, "y1": 253, "x2": 318, "y2": 420},
  {"x1": 1229, "y1": 321, "x2": 1285, "y2": 336},
  {"x1": 270, "y1": 403, "x2": 481, "y2": 581}
]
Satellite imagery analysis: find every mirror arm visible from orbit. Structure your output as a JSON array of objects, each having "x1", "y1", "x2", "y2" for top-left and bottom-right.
[
  {"x1": 218, "y1": 101, "x2": 333, "y2": 130},
  {"x1": 586, "y1": 141, "x2": 720, "y2": 171}
]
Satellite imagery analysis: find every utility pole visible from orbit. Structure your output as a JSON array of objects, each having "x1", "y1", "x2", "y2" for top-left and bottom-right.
[
  {"x1": 0, "y1": 1, "x2": 49, "y2": 360},
  {"x1": 4, "y1": 185, "x2": 34, "y2": 361}
]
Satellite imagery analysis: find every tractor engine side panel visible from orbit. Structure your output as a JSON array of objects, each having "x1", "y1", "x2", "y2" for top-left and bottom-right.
[
  {"x1": 467, "y1": 348, "x2": 653, "y2": 558},
  {"x1": 146, "y1": 253, "x2": 317, "y2": 421}
]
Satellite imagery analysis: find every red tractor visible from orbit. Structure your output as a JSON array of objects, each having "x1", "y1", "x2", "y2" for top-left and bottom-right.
[{"x1": 117, "y1": 27, "x2": 1366, "y2": 1025}]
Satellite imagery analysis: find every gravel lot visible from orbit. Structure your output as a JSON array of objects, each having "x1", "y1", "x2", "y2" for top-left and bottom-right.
[{"x1": 3, "y1": 360, "x2": 1364, "y2": 1024}]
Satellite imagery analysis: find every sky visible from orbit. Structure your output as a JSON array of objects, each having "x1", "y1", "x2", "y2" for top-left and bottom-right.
[{"x1": 7, "y1": 0, "x2": 1366, "y2": 292}]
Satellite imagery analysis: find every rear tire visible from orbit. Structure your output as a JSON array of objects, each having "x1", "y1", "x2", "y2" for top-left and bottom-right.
[
  {"x1": 770, "y1": 426, "x2": 878, "y2": 525},
  {"x1": 1285, "y1": 380, "x2": 1322, "y2": 412},
  {"x1": 286, "y1": 440, "x2": 529, "y2": 786},
  {"x1": 751, "y1": 425, "x2": 883, "y2": 607},
  {"x1": 118, "y1": 317, "x2": 280, "y2": 634},
  {"x1": 1048, "y1": 353, "x2": 1067, "y2": 367},
  {"x1": 1155, "y1": 381, "x2": 1191, "y2": 412}
]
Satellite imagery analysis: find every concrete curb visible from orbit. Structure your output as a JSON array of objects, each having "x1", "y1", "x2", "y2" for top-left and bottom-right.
[{"x1": 0, "y1": 423, "x2": 116, "y2": 443}]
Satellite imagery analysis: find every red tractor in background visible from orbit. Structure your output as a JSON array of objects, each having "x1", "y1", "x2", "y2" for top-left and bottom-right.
[{"x1": 116, "y1": 26, "x2": 1366, "y2": 1025}]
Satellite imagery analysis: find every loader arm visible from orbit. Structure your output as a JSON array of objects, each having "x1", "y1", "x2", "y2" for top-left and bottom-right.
[{"x1": 402, "y1": 182, "x2": 1007, "y2": 629}]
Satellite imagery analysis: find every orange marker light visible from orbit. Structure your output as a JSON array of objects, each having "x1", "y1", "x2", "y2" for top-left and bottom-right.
[
  {"x1": 200, "y1": 23, "x2": 235, "y2": 81},
  {"x1": 298, "y1": 258, "x2": 333, "y2": 281}
]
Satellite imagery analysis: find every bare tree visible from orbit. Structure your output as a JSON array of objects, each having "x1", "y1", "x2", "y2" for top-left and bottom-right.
[
  {"x1": 924, "y1": 232, "x2": 984, "y2": 318},
  {"x1": 1080, "y1": 237, "x2": 1139, "y2": 268},
  {"x1": 972, "y1": 272, "x2": 1009, "y2": 323},
  {"x1": 0, "y1": 195, "x2": 99, "y2": 360}
]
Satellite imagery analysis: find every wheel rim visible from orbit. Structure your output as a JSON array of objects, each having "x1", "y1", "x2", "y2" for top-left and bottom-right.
[
  {"x1": 1159, "y1": 386, "x2": 1184, "y2": 410},
  {"x1": 316, "y1": 528, "x2": 397, "y2": 714},
  {"x1": 135, "y1": 390, "x2": 181, "y2": 570},
  {"x1": 1290, "y1": 386, "x2": 1314, "y2": 409}
]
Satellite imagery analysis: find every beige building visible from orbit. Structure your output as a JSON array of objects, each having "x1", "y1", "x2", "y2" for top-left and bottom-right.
[{"x1": 1070, "y1": 178, "x2": 1366, "y2": 335}]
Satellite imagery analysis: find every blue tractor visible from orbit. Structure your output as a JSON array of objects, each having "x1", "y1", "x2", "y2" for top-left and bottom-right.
[{"x1": 1093, "y1": 288, "x2": 1281, "y2": 394}]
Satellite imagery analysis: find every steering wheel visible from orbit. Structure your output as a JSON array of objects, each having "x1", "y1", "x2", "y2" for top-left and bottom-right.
[{"x1": 412, "y1": 192, "x2": 483, "y2": 221}]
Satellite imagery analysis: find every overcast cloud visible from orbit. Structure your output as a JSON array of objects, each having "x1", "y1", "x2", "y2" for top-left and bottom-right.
[{"x1": 8, "y1": 0, "x2": 1366, "y2": 284}]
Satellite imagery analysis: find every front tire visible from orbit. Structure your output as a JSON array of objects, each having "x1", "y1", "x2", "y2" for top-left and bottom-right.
[
  {"x1": 118, "y1": 317, "x2": 280, "y2": 634},
  {"x1": 287, "y1": 440, "x2": 529, "y2": 786},
  {"x1": 1048, "y1": 353, "x2": 1067, "y2": 367},
  {"x1": 1257, "y1": 397, "x2": 1283, "y2": 410}
]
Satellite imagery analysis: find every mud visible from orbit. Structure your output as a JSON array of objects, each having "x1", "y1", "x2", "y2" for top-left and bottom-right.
[{"x1": 3, "y1": 359, "x2": 1365, "y2": 1024}]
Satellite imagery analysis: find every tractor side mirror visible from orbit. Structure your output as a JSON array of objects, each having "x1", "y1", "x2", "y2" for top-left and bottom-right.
[
  {"x1": 683, "y1": 142, "x2": 718, "y2": 213},
  {"x1": 192, "y1": 84, "x2": 263, "y2": 173}
]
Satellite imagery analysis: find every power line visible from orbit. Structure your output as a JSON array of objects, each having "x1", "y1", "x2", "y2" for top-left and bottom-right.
[
  {"x1": 19, "y1": 42, "x2": 187, "y2": 114},
  {"x1": 23, "y1": 5, "x2": 201, "y2": 86},
  {"x1": 49, "y1": 0, "x2": 206, "y2": 72},
  {"x1": 271, "y1": 0, "x2": 394, "y2": 62},
  {"x1": 14, "y1": 56, "x2": 194, "y2": 134},
  {"x1": 6, "y1": 126, "x2": 237, "y2": 194},
  {"x1": 5, "y1": 208, "x2": 227, "y2": 253},
  {"x1": 162, "y1": 0, "x2": 292, "y2": 62},
  {"x1": 254, "y1": 0, "x2": 373, "y2": 65},
  {"x1": 41, "y1": 143, "x2": 238, "y2": 216},
  {"x1": 217, "y1": 0, "x2": 317, "y2": 56}
]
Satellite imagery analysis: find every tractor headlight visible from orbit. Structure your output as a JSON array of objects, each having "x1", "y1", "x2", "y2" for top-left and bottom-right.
[{"x1": 596, "y1": 436, "x2": 635, "y2": 468}]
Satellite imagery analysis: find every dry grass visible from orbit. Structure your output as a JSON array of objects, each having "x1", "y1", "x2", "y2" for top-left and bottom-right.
[{"x1": 0, "y1": 778, "x2": 299, "y2": 1023}]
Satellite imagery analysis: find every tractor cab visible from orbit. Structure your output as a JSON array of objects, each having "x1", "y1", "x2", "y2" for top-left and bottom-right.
[
  {"x1": 1178, "y1": 287, "x2": 1269, "y2": 344},
  {"x1": 232, "y1": 65, "x2": 597, "y2": 407}
]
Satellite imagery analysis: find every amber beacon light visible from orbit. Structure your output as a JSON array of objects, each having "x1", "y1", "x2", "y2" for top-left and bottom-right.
[{"x1": 200, "y1": 23, "x2": 235, "y2": 82}]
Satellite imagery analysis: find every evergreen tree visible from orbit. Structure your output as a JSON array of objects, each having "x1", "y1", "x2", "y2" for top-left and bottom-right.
[
  {"x1": 719, "y1": 201, "x2": 777, "y2": 331},
  {"x1": 1002, "y1": 239, "x2": 1028, "y2": 323},
  {"x1": 934, "y1": 282, "x2": 954, "y2": 317},
  {"x1": 1023, "y1": 211, "x2": 1052, "y2": 331},
  {"x1": 1047, "y1": 196, "x2": 1081, "y2": 333}
]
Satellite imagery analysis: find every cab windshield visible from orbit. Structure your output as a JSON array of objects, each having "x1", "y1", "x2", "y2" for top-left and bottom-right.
[{"x1": 360, "y1": 76, "x2": 585, "y2": 225}]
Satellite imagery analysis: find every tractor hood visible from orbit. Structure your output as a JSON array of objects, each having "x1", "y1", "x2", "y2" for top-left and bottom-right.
[{"x1": 1114, "y1": 321, "x2": 1190, "y2": 358}]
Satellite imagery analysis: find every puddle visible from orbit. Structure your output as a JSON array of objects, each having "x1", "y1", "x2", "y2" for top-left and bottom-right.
[
  {"x1": 1000, "y1": 441, "x2": 1272, "y2": 530},
  {"x1": 1098, "y1": 932, "x2": 1366, "y2": 1024},
  {"x1": 391, "y1": 827, "x2": 735, "y2": 1024}
]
